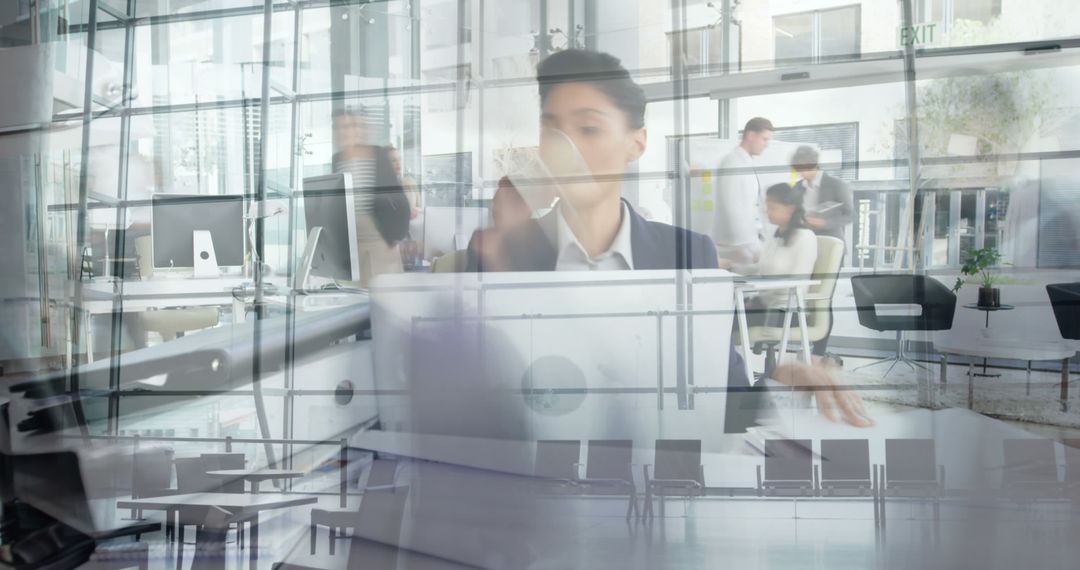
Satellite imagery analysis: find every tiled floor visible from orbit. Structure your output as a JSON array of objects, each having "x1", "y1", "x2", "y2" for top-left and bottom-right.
[{"x1": 209, "y1": 492, "x2": 1080, "y2": 570}]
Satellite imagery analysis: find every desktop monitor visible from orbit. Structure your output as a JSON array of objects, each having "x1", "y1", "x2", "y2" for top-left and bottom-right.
[
  {"x1": 151, "y1": 194, "x2": 245, "y2": 269},
  {"x1": 300, "y1": 174, "x2": 361, "y2": 284}
]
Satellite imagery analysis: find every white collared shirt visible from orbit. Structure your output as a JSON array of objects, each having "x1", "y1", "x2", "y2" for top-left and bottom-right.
[
  {"x1": 554, "y1": 202, "x2": 634, "y2": 271},
  {"x1": 711, "y1": 145, "x2": 764, "y2": 247}
]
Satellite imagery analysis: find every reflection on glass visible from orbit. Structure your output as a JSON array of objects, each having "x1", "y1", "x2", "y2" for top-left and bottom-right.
[
  {"x1": 130, "y1": 12, "x2": 294, "y2": 109},
  {"x1": 774, "y1": 12, "x2": 813, "y2": 63}
]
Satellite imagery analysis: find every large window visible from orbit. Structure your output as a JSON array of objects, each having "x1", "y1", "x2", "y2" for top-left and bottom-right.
[
  {"x1": 668, "y1": 25, "x2": 725, "y2": 76},
  {"x1": 919, "y1": 0, "x2": 1003, "y2": 26},
  {"x1": 774, "y1": 5, "x2": 860, "y2": 64}
]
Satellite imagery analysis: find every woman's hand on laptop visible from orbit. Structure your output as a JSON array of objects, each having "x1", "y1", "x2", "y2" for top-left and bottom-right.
[{"x1": 771, "y1": 359, "x2": 874, "y2": 427}]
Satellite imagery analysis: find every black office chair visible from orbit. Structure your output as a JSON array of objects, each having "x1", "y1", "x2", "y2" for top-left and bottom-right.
[
  {"x1": 1046, "y1": 283, "x2": 1080, "y2": 340},
  {"x1": 851, "y1": 274, "x2": 956, "y2": 377}
]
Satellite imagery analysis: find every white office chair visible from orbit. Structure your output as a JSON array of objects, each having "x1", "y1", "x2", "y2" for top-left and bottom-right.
[
  {"x1": 741, "y1": 236, "x2": 845, "y2": 369},
  {"x1": 431, "y1": 249, "x2": 468, "y2": 273},
  {"x1": 134, "y1": 237, "x2": 220, "y2": 343}
]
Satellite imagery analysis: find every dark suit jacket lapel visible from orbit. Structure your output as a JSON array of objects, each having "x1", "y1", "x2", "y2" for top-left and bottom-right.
[
  {"x1": 506, "y1": 209, "x2": 559, "y2": 271},
  {"x1": 625, "y1": 200, "x2": 664, "y2": 270},
  {"x1": 522, "y1": 201, "x2": 671, "y2": 271}
]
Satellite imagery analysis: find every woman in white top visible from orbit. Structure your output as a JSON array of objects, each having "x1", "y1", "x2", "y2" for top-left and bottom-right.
[{"x1": 724, "y1": 182, "x2": 818, "y2": 325}]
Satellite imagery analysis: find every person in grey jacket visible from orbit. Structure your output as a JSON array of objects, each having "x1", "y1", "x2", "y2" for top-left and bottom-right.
[{"x1": 790, "y1": 145, "x2": 854, "y2": 245}]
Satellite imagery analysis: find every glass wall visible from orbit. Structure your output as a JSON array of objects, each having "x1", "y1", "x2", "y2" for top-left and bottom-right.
[
  {"x1": 5, "y1": 0, "x2": 1079, "y2": 459},
  {"x1": 3, "y1": 3, "x2": 1080, "y2": 566}
]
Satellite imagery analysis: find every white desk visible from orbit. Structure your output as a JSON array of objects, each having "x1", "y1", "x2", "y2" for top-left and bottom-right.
[
  {"x1": 733, "y1": 278, "x2": 819, "y2": 382},
  {"x1": 934, "y1": 333, "x2": 1078, "y2": 411},
  {"x1": 116, "y1": 492, "x2": 317, "y2": 570},
  {"x1": 75, "y1": 277, "x2": 260, "y2": 314},
  {"x1": 71, "y1": 277, "x2": 284, "y2": 362}
]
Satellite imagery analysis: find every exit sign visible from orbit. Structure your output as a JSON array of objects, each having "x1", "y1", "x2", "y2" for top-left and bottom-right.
[{"x1": 898, "y1": 22, "x2": 940, "y2": 48}]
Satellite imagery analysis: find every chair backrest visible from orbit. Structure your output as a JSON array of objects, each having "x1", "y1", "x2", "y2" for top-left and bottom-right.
[
  {"x1": 200, "y1": 453, "x2": 246, "y2": 493},
  {"x1": 851, "y1": 274, "x2": 956, "y2": 333},
  {"x1": 134, "y1": 236, "x2": 154, "y2": 280},
  {"x1": 351, "y1": 462, "x2": 404, "y2": 558},
  {"x1": 132, "y1": 447, "x2": 174, "y2": 498},
  {"x1": 347, "y1": 485, "x2": 411, "y2": 565},
  {"x1": 1046, "y1": 283, "x2": 1080, "y2": 340},
  {"x1": 885, "y1": 439, "x2": 937, "y2": 483},
  {"x1": 763, "y1": 439, "x2": 813, "y2": 482},
  {"x1": 820, "y1": 439, "x2": 870, "y2": 481},
  {"x1": 431, "y1": 250, "x2": 468, "y2": 273},
  {"x1": 653, "y1": 439, "x2": 702, "y2": 482},
  {"x1": 805, "y1": 236, "x2": 845, "y2": 328},
  {"x1": 809, "y1": 236, "x2": 845, "y2": 299},
  {"x1": 1002, "y1": 439, "x2": 1059, "y2": 485},
  {"x1": 1065, "y1": 439, "x2": 1080, "y2": 483},
  {"x1": 200, "y1": 452, "x2": 245, "y2": 469},
  {"x1": 585, "y1": 439, "x2": 633, "y2": 481},
  {"x1": 366, "y1": 459, "x2": 399, "y2": 489},
  {"x1": 534, "y1": 440, "x2": 581, "y2": 481},
  {"x1": 174, "y1": 456, "x2": 218, "y2": 494}
]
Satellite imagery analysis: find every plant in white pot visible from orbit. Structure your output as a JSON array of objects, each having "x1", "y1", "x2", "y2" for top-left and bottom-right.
[{"x1": 951, "y1": 247, "x2": 1005, "y2": 307}]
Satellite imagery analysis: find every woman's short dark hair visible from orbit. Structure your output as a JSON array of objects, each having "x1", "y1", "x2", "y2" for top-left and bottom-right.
[
  {"x1": 537, "y1": 49, "x2": 647, "y2": 129},
  {"x1": 790, "y1": 145, "x2": 820, "y2": 171},
  {"x1": 765, "y1": 182, "x2": 807, "y2": 245}
]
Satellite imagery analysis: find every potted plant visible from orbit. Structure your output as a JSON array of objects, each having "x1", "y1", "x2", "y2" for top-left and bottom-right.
[{"x1": 951, "y1": 247, "x2": 1004, "y2": 307}]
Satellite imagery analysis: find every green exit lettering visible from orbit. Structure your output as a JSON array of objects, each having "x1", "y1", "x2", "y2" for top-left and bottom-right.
[{"x1": 898, "y1": 23, "x2": 937, "y2": 47}]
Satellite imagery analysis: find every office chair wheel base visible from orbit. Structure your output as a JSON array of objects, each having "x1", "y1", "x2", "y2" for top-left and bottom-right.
[{"x1": 853, "y1": 356, "x2": 929, "y2": 378}]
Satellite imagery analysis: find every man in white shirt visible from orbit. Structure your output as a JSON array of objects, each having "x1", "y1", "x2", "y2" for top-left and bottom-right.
[{"x1": 709, "y1": 117, "x2": 774, "y2": 265}]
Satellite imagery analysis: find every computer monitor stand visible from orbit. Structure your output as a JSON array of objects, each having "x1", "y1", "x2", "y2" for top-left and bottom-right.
[
  {"x1": 192, "y1": 230, "x2": 222, "y2": 278},
  {"x1": 294, "y1": 226, "x2": 323, "y2": 291}
]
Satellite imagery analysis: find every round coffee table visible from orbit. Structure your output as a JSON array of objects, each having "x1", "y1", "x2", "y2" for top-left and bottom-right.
[
  {"x1": 962, "y1": 303, "x2": 1015, "y2": 328},
  {"x1": 961, "y1": 303, "x2": 1016, "y2": 377},
  {"x1": 935, "y1": 334, "x2": 1077, "y2": 412},
  {"x1": 206, "y1": 469, "x2": 305, "y2": 494}
]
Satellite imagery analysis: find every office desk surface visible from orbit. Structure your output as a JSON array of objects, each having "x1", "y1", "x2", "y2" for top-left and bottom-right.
[
  {"x1": 206, "y1": 469, "x2": 306, "y2": 480},
  {"x1": 206, "y1": 470, "x2": 306, "y2": 494},
  {"x1": 116, "y1": 492, "x2": 317, "y2": 512},
  {"x1": 74, "y1": 278, "x2": 367, "y2": 314},
  {"x1": 74, "y1": 277, "x2": 262, "y2": 314},
  {"x1": 117, "y1": 493, "x2": 317, "y2": 570},
  {"x1": 733, "y1": 278, "x2": 819, "y2": 292}
]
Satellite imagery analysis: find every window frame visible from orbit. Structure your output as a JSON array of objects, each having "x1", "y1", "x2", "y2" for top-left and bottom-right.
[{"x1": 772, "y1": 4, "x2": 862, "y2": 65}]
